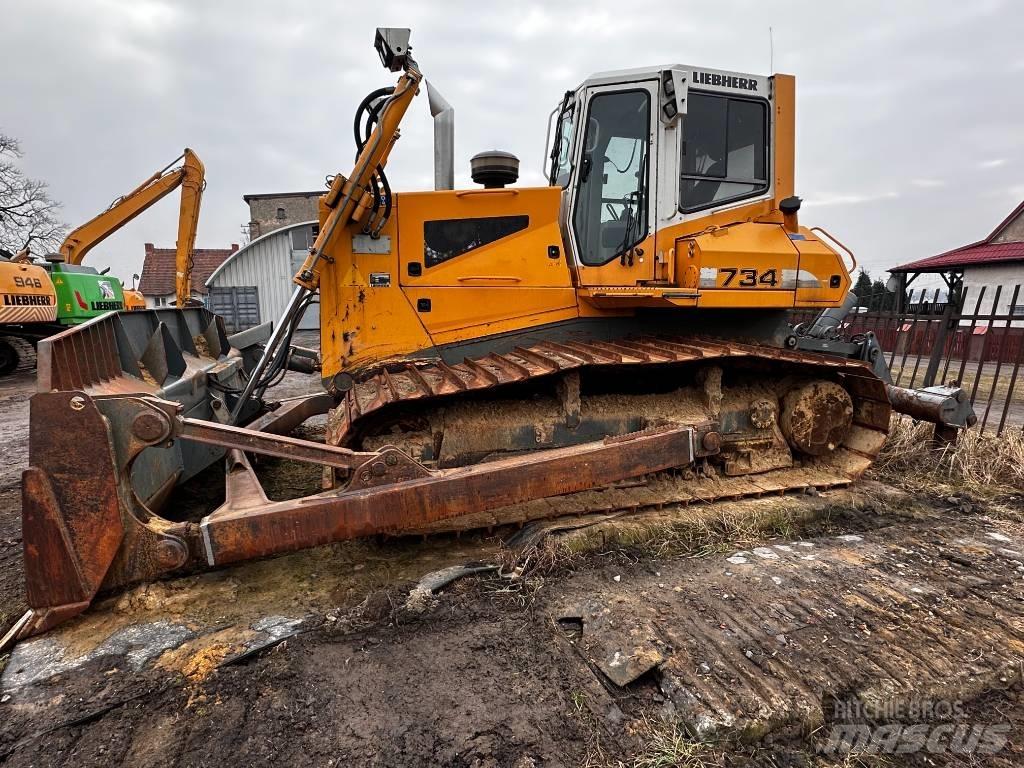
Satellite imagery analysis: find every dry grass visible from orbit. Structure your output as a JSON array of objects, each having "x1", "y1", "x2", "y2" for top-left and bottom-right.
[
  {"x1": 488, "y1": 495, "x2": 860, "y2": 613},
  {"x1": 630, "y1": 716, "x2": 719, "y2": 768},
  {"x1": 494, "y1": 501, "x2": 810, "y2": 586},
  {"x1": 875, "y1": 417, "x2": 1024, "y2": 498}
]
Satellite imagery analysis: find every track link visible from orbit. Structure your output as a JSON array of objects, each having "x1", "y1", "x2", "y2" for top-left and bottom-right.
[
  {"x1": 327, "y1": 336, "x2": 892, "y2": 535},
  {"x1": 0, "y1": 335, "x2": 37, "y2": 376}
]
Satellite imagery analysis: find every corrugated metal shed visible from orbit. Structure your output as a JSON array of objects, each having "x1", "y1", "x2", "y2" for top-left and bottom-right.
[{"x1": 205, "y1": 220, "x2": 320, "y2": 331}]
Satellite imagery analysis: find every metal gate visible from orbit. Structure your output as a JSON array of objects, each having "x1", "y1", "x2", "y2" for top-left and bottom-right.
[
  {"x1": 208, "y1": 286, "x2": 260, "y2": 333},
  {"x1": 792, "y1": 283, "x2": 1024, "y2": 435}
]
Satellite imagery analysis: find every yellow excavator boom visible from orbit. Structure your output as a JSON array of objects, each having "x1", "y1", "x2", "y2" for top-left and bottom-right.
[{"x1": 58, "y1": 148, "x2": 205, "y2": 306}]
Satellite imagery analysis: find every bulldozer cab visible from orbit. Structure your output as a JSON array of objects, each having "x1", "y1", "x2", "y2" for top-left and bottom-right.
[{"x1": 549, "y1": 66, "x2": 776, "y2": 291}]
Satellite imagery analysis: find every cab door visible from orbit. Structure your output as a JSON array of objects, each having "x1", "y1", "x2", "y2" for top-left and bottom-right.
[{"x1": 566, "y1": 82, "x2": 659, "y2": 287}]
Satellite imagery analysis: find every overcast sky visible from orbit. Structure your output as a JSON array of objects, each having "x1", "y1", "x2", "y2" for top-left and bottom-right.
[{"x1": 5, "y1": 0, "x2": 1022, "y2": 289}]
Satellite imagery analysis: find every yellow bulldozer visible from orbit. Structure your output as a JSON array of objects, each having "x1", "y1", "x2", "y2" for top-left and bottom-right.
[{"x1": 2, "y1": 29, "x2": 975, "y2": 647}]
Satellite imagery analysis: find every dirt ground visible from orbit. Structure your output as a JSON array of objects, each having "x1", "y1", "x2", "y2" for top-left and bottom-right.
[{"x1": 1, "y1": 358, "x2": 1023, "y2": 766}]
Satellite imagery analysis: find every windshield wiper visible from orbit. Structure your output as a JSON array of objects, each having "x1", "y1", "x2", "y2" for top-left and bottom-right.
[{"x1": 547, "y1": 90, "x2": 574, "y2": 186}]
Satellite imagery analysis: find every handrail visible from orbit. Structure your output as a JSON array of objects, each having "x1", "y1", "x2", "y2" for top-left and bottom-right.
[
  {"x1": 455, "y1": 275, "x2": 522, "y2": 283},
  {"x1": 810, "y1": 226, "x2": 858, "y2": 274}
]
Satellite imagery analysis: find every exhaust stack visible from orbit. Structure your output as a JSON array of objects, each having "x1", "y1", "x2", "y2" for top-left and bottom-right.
[{"x1": 426, "y1": 81, "x2": 454, "y2": 191}]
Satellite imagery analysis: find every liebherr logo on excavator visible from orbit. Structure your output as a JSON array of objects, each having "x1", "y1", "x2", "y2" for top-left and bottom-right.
[
  {"x1": 692, "y1": 71, "x2": 758, "y2": 91},
  {"x1": 3, "y1": 293, "x2": 53, "y2": 306}
]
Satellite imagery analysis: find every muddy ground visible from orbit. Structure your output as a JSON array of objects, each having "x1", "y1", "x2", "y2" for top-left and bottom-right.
[{"x1": 1, "y1": 358, "x2": 1023, "y2": 766}]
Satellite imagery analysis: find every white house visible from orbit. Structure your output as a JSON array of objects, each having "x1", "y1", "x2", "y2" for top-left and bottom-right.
[{"x1": 890, "y1": 200, "x2": 1024, "y2": 317}]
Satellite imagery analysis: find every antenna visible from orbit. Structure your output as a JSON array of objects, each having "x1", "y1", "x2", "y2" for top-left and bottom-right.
[{"x1": 769, "y1": 26, "x2": 774, "y2": 72}]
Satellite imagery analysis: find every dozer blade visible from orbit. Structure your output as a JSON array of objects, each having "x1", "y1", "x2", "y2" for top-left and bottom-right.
[
  {"x1": 5, "y1": 311, "x2": 723, "y2": 647},
  {"x1": 6, "y1": 308, "x2": 265, "y2": 643}
]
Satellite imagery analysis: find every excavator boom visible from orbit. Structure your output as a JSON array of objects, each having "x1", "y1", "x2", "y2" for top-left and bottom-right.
[{"x1": 58, "y1": 148, "x2": 205, "y2": 305}]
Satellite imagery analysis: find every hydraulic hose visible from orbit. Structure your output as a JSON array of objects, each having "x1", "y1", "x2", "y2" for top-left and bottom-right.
[
  {"x1": 353, "y1": 87, "x2": 395, "y2": 158},
  {"x1": 230, "y1": 75, "x2": 416, "y2": 422}
]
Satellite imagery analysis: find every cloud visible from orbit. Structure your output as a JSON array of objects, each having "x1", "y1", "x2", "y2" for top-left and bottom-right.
[
  {"x1": 803, "y1": 191, "x2": 899, "y2": 208},
  {"x1": 513, "y1": 6, "x2": 552, "y2": 39},
  {"x1": 2, "y1": 0, "x2": 1021, "y2": 284}
]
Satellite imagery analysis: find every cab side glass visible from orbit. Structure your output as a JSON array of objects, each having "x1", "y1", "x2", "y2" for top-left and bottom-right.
[
  {"x1": 572, "y1": 90, "x2": 650, "y2": 266},
  {"x1": 680, "y1": 92, "x2": 768, "y2": 212}
]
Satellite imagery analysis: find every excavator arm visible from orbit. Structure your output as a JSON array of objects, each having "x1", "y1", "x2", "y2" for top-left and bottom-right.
[{"x1": 58, "y1": 148, "x2": 205, "y2": 306}]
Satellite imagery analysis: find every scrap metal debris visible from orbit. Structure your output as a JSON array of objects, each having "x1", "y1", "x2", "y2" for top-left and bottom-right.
[
  {"x1": 217, "y1": 615, "x2": 307, "y2": 668},
  {"x1": 405, "y1": 563, "x2": 497, "y2": 613}
]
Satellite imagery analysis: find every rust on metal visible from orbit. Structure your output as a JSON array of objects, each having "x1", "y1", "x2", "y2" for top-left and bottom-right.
[
  {"x1": 178, "y1": 414, "x2": 376, "y2": 470},
  {"x1": 200, "y1": 424, "x2": 697, "y2": 565},
  {"x1": 11, "y1": 381, "x2": 703, "y2": 642},
  {"x1": 779, "y1": 381, "x2": 854, "y2": 456},
  {"x1": 246, "y1": 392, "x2": 335, "y2": 435},
  {"x1": 17, "y1": 327, "x2": 967, "y2": 649},
  {"x1": 331, "y1": 335, "x2": 887, "y2": 447},
  {"x1": 885, "y1": 384, "x2": 978, "y2": 428}
]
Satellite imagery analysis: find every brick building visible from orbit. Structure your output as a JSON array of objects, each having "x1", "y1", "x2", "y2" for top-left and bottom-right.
[
  {"x1": 138, "y1": 242, "x2": 239, "y2": 308},
  {"x1": 243, "y1": 192, "x2": 322, "y2": 241}
]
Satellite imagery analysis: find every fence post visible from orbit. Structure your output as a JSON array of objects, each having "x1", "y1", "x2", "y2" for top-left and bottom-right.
[{"x1": 922, "y1": 297, "x2": 957, "y2": 387}]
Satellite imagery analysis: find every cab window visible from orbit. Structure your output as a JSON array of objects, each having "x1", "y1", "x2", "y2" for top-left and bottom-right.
[
  {"x1": 680, "y1": 92, "x2": 768, "y2": 212},
  {"x1": 572, "y1": 89, "x2": 650, "y2": 266}
]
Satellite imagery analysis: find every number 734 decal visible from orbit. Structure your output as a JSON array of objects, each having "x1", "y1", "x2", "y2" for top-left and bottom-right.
[{"x1": 719, "y1": 268, "x2": 778, "y2": 288}]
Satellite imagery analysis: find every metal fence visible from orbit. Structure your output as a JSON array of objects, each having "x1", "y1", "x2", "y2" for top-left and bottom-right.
[{"x1": 793, "y1": 284, "x2": 1024, "y2": 436}]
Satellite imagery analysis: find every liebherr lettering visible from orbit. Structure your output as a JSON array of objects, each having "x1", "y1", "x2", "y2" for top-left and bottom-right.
[
  {"x1": 692, "y1": 71, "x2": 758, "y2": 91},
  {"x1": 3, "y1": 293, "x2": 53, "y2": 306}
]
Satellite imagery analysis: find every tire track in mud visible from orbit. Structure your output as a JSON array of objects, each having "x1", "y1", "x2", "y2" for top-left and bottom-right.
[{"x1": 1, "y1": 496, "x2": 1022, "y2": 766}]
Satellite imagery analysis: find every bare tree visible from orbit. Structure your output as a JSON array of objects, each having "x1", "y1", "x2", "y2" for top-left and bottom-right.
[{"x1": 0, "y1": 133, "x2": 67, "y2": 255}]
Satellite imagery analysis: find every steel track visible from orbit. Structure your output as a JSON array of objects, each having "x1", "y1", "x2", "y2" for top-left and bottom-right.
[{"x1": 329, "y1": 335, "x2": 892, "y2": 535}]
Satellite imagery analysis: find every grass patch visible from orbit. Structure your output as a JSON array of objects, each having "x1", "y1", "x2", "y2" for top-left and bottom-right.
[
  {"x1": 631, "y1": 715, "x2": 720, "y2": 768},
  {"x1": 488, "y1": 493, "x2": 879, "y2": 610},
  {"x1": 500, "y1": 498, "x2": 828, "y2": 580},
  {"x1": 874, "y1": 418, "x2": 1024, "y2": 498}
]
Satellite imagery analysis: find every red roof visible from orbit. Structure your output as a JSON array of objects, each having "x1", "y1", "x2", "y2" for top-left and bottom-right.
[
  {"x1": 891, "y1": 200, "x2": 1024, "y2": 273},
  {"x1": 138, "y1": 243, "x2": 238, "y2": 296}
]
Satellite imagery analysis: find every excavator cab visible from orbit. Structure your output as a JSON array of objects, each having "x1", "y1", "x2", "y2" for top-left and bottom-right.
[{"x1": 546, "y1": 67, "x2": 850, "y2": 310}]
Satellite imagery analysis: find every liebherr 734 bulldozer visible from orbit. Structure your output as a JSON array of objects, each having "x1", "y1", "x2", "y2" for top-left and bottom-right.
[{"x1": 3, "y1": 29, "x2": 975, "y2": 646}]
